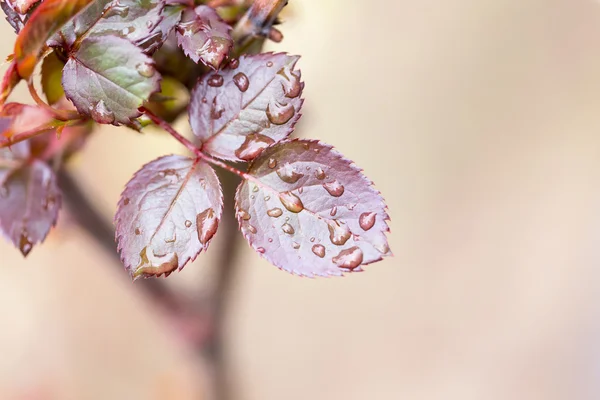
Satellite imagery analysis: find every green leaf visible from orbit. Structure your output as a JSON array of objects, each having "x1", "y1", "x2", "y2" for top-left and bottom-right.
[
  {"x1": 41, "y1": 51, "x2": 65, "y2": 105},
  {"x1": 62, "y1": 36, "x2": 161, "y2": 125}
]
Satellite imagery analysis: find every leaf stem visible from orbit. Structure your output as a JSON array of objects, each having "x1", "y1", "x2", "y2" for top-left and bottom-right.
[{"x1": 27, "y1": 79, "x2": 80, "y2": 121}]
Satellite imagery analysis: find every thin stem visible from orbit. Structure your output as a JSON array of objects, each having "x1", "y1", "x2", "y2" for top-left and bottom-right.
[
  {"x1": 0, "y1": 124, "x2": 54, "y2": 148},
  {"x1": 27, "y1": 80, "x2": 80, "y2": 121},
  {"x1": 141, "y1": 107, "x2": 201, "y2": 155}
]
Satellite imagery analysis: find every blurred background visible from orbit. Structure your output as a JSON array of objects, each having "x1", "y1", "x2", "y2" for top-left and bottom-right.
[{"x1": 3, "y1": 0, "x2": 600, "y2": 399}]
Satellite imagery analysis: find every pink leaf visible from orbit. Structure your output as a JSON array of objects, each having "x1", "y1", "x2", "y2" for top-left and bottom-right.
[
  {"x1": 189, "y1": 53, "x2": 304, "y2": 162},
  {"x1": 235, "y1": 140, "x2": 392, "y2": 277},
  {"x1": 0, "y1": 153, "x2": 62, "y2": 257},
  {"x1": 115, "y1": 155, "x2": 223, "y2": 280},
  {"x1": 176, "y1": 5, "x2": 232, "y2": 69}
]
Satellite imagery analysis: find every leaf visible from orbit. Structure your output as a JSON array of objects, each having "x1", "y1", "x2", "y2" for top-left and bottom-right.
[
  {"x1": 0, "y1": 61, "x2": 20, "y2": 105},
  {"x1": 138, "y1": 4, "x2": 183, "y2": 54},
  {"x1": 14, "y1": 0, "x2": 95, "y2": 79},
  {"x1": 115, "y1": 155, "x2": 223, "y2": 279},
  {"x1": 62, "y1": 36, "x2": 161, "y2": 125},
  {"x1": 235, "y1": 140, "x2": 391, "y2": 277},
  {"x1": 0, "y1": 156, "x2": 62, "y2": 257},
  {"x1": 1, "y1": 0, "x2": 26, "y2": 33},
  {"x1": 0, "y1": 103, "x2": 55, "y2": 138},
  {"x1": 9, "y1": 0, "x2": 38, "y2": 14},
  {"x1": 176, "y1": 5, "x2": 232, "y2": 70},
  {"x1": 41, "y1": 51, "x2": 65, "y2": 105},
  {"x1": 59, "y1": 0, "x2": 165, "y2": 49},
  {"x1": 189, "y1": 52, "x2": 303, "y2": 162}
]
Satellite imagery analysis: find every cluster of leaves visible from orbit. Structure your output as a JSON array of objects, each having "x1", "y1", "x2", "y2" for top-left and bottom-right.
[{"x1": 0, "y1": 0, "x2": 391, "y2": 279}]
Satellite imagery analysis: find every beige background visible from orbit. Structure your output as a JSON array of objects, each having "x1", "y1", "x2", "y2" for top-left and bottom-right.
[{"x1": 2, "y1": 0, "x2": 600, "y2": 399}]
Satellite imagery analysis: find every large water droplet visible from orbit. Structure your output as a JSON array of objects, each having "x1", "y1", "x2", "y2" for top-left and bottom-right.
[
  {"x1": 311, "y1": 244, "x2": 326, "y2": 258},
  {"x1": 276, "y1": 163, "x2": 304, "y2": 183},
  {"x1": 282, "y1": 223, "x2": 295, "y2": 235},
  {"x1": 278, "y1": 66, "x2": 302, "y2": 98},
  {"x1": 235, "y1": 133, "x2": 275, "y2": 161},
  {"x1": 18, "y1": 230, "x2": 33, "y2": 256},
  {"x1": 207, "y1": 74, "x2": 224, "y2": 87},
  {"x1": 233, "y1": 72, "x2": 249, "y2": 92},
  {"x1": 136, "y1": 62, "x2": 155, "y2": 77},
  {"x1": 267, "y1": 208, "x2": 283, "y2": 218},
  {"x1": 268, "y1": 158, "x2": 277, "y2": 169},
  {"x1": 197, "y1": 208, "x2": 218, "y2": 245},
  {"x1": 237, "y1": 209, "x2": 251, "y2": 220},
  {"x1": 332, "y1": 247, "x2": 363, "y2": 270},
  {"x1": 359, "y1": 212, "x2": 376, "y2": 231},
  {"x1": 266, "y1": 100, "x2": 295, "y2": 125},
  {"x1": 133, "y1": 247, "x2": 179, "y2": 279},
  {"x1": 323, "y1": 180, "x2": 344, "y2": 197},
  {"x1": 279, "y1": 191, "x2": 304, "y2": 213},
  {"x1": 327, "y1": 220, "x2": 351, "y2": 246},
  {"x1": 315, "y1": 167, "x2": 326, "y2": 180},
  {"x1": 89, "y1": 100, "x2": 115, "y2": 124},
  {"x1": 105, "y1": 2, "x2": 129, "y2": 18}
]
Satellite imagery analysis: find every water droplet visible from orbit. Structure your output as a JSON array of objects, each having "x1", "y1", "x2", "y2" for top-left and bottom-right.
[
  {"x1": 123, "y1": 197, "x2": 130, "y2": 205},
  {"x1": 292, "y1": 242, "x2": 300, "y2": 249},
  {"x1": 18, "y1": 231, "x2": 32, "y2": 256},
  {"x1": 256, "y1": 247, "x2": 265, "y2": 253},
  {"x1": 199, "y1": 178, "x2": 207, "y2": 188},
  {"x1": 359, "y1": 212, "x2": 376, "y2": 231},
  {"x1": 136, "y1": 62, "x2": 155, "y2": 77},
  {"x1": 202, "y1": 97, "x2": 208, "y2": 103},
  {"x1": 268, "y1": 158, "x2": 277, "y2": 168},
  {"x1": 315, "y1": 167, "x2": 326, "y2": 180},
  {"x1": 133, "y1": 247, "x2": 178, "y2": 279},
  {"x1": 210, "y1": 100, "x2": 224, "y2": 119},
  {"x1": 135, "y1": 227, "x2": 141, "y2": 235},
  {"x1": 235, "y1": 133, "x2": 275, "y2": 161},
  {"x1": 121, "y1": 26, "x2": 135, "y2": 35},
  {"x1": 233, "y1": 72, "x2": 249, "y2": 92},
  {"x1": 250, "y1": 195, "x2": 255, "y2": 200},
  {"x1": 247, "y1": 224, "x2": 257, "y2": 234},
  {"x1": 332, "y1": 247, "x2": 363, "y2": 270},
  {"x1": 266, "y1": 100, "x2": 295, "y2": 125},
  {"x1": 105, "y1": 2, "x2": 129, "y2": 18},
  {"x1": 323, "y1": 180, "x2": 344, "y2": 197},
  {"x1": 207, "y1": 74, "x2": 224, "y2": 87},
  {"x1": 327, "y1": 220, "x2": 351, "y2": 246},
  {"x1": 164, "y1": 233, "x2": 176, "y2": 243},
  {"x1": 330, "y1": 206, "x2": 337, "y2": 216},
  {"x1": 252, "y1": 185, "x2": 259, "y2": 193},
  {"x1": 197, "y1": 208, "x2": 219, "y2": 245},
  {"x1": 229, "y1": 58, "x2": 239, "y2": 69},
  {"x1": 42, "y1": 195, "x2": 56, "y2": 211},
  {"x1": 310, "y1": 237, "x2": 315, "y2": 242},
  {"x1": 267, "y1": 208, "x2": 283, "y2": 218},
  {"x1": 268, "y1": 238, "x2": 273, "y2": 243},
  {"x1": 238, "y1": 209, "x2": 251, "y2": 220},
  {"x1": 276, "y1": 163, "x2": 304, "y2": 183},
  {"x1": 279, "y1": 191, "x2": 304, "y2": 213},
  {"x1": 145, "y1": 20, "x2": 153, "y2": 29},
  {"x1": 312, "y1": 244, "x2": 326, "y2": 258},
  {"x1": 267, "y1": 61, "x2": 274, "y2": 67},
  {"x1": 264, "y1": 195, "x2": 270, "y2": 201},
  {"x1": 89, "y1": 100, "x2": 115, "y2": 124},
  {"x1": 185, "y1": 220, "x2": 192, "y2": 228},
  {"x1": 346, "y1": 203, "x2": 357, "y2": 211},
  {"x1": 282, "y1": 223, "x2": 295, "y2": 235},
  {"x1": 278, "y1": 66, "x2": 302, "y2": 98}
]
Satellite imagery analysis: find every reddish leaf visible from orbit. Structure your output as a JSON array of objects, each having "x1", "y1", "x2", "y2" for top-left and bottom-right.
[
  {"x1": 0, "y1": 61, "x2": 20, "y2": 105},
  {"x1": 176, "y1": 5, "x2": 232, "y2": 69},
  {"x1": 138, "y1": 4, "x2": 184, "y2": 54},
  {"x1": 115, "y1": 155, "x2": 223, "y2": 279},
  {"x1": 0, "y1": 153, "x2": 62, "y2": 256},
  {"x1": 235, "y1": 140, "x2": 391, "y2": 277},
  {"x1": 0, "y1": 103, "x2": 55, "y2": 143},
  {"x1": 9, "y1": 0, "x2": 38, "y2": 14},
  {"x1": 14, "y1": 0, "x2": 94, "y2": 79},
  {"x1": 189, "y1": 53, "x2": 303, "y2": 162},
  {"x1": 62, "y1": 36, "x2": 161, "y2": 125}
]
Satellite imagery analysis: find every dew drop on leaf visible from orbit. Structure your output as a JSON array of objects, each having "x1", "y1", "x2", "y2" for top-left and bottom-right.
[
  {"x1": 292, "y1": 242, "x2": 300, "y2": 249},
  {"x1": 233, "y1": 72, "x2": 249, "y2": 92},
  {"x1": 332, "y1": 247, "x2": 363, "y2": 270},
  {"x1": 19, "y1": 231, "x2": 33, "y2": 257},
  {"x1": 267, "y1": 208, "x2": 283, "y2": 218},
  {"x1": 252, "y1": 185, "x2": 259, "y2": 193},
  {"x1": 89, "y1": 100, "x2": 115, "y2": 124},
  {"x1": 248, "y1": 224, "x2": 257, "y2": 234},
  {"x1": 185, "y1": 220, "x2": 192, "y2": 228},
  {"x1": 207, "y1": 74, "x2": 224, "y2": 87},
  {"x1": 276, "y1": 163, "x2": 304, "y2": 183},
  {"x1": 279, "y1": 191, "x2": 304, "y2": 213},
  {"x1": 268, "y1": 158, "x2": 277, "y2": 169},
  {"x1": 327, "y1": 220, "x2": 351, "y2": 246},
  {"x1": 281, "y1": 223, "x2": 295, "y2": 235},
  {"x1": 197, "y1": 208, "x2": 218, "y2": 245},
  {"x1": 234, "y1": 133, "x2": 275, "y2": 161},
  {"x1": 266, "y1": 100, "x2": 295, "y2": 125},
  {"x1": 315, "y1": 167, "x2": 326, "y2": 180},
  {"x1": 323, "y1": 180, "x2": 344, "y2": 197},
  {"x1": 256, "y1": 247, "x2": 266, "y2": 253},
  {"x1": 267, "y1": 61, "x2": 273, "y2": 67},
  {"x1": 135, "y1": 228, "x2": 141, "y2": 235},
  {"x1": 330, "y1": 206, "x2": 337, "y2": 216},
  {"x1": 123, "y1": 197, "x2": 130, "y2": 205},
  {"x1": 311, "y1": 244, "x2": 326, "y2": 258},
  {"x1": 135, "y1": 62, "x2": 155, "y2": 78},
  {"x1": 134, "y1": 247, "x2": 178, "y2": 279},
  {"x1": 359, "y1": 212, "x2": 376, "y2": 231}
]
